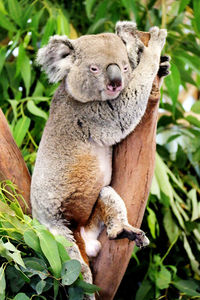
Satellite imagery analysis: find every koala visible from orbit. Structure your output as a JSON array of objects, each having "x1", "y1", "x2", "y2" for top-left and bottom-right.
[{"x1": 31, "y1": 21, "x2": 169, "y2": 295}]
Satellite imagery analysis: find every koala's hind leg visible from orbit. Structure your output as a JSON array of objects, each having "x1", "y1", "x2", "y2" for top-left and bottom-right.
[
  {"x1": 82, "y1": 186, "x2": 149, "y2": 256},
  {"x1": 98, "y1": 187, "x2": 149, "y2": 247}
]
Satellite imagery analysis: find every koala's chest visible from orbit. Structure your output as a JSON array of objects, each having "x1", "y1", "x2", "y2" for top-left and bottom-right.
[{"x1": 90, "y1": 142, "x2": 112, "y2": 187}]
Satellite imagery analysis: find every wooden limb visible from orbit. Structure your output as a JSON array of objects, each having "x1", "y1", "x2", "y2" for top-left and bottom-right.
[
  {"x1": 0, "y1": 109, "x2": 31, "y2": 214},
  {"x1": 91, "y1": 32, "x2": 160, "y2": 299}
]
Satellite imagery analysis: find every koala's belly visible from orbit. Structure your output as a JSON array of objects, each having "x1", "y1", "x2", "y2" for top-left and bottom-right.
[{"x1": 62, "y1": 142, "x2": 112, "y2": 226}]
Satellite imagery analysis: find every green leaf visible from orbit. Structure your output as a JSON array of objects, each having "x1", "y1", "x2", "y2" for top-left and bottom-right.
[
  {"x1": 0, "y1": 200, "x2": 16, "y2": 216},
  {"x1": 0, "y1": 240, "x2": 25, "y2": 268},
  {"x1": 24, "y1": 229, "x2": 41, "y2": 253},
  {"x1": 61, "y1": 260, "x2": 81, "y2": 285},
  {"x1": 16, "y1": 44, "x2": 25, "y2": 77},
  {"x1": 188, "y1": 189, "x2": 199, "y2": 221},
  {"x1": 165, "y1": 63, "x2": 181, "y2": 114},
  {"x1": 155, "y1": 266, "x2": 171, "y2": 289},
  {"x1": 191, "y1": 101, "x2": 200, "y2": 114},
  {"x1": 13, "y1": 116, "x2": 31, "y2": 147},
  {"x1": 8, "y1": 100, "x2": 18, "y2": 121},
  {"x1": 85, "y1": 0, "x2": 97, "y2": 19},
  {"x1": 36, "y1": 280, "x2": 46, "y2": 295},
  {"x1": 147, "y1": 207, "x2": 158, "y2": 239},
  {"x1": 135, "y1": 279, "x2": 152, "y2": 300},
  {"x1": 0, "y1": 11, "x2": 16, "y2": 31},
  {"x1": 0, "y1": 267, "x2": 6, "y2": 299},
  {"x1": 13, "y1": 293, "x2": 30, "y2": 300},
  {"x1": 68, "y1": 287, "x2": 84, "y2": 300},
  {"x1": 41, "y1": 17, "x2": 55, "y2": 46},
  {"x1": 0, "y1": 47, "x2": 6, "y2": 74},
  {"x1": 21, "y1": 53, "x2": 31, "y2": 96},
  {"x1": 193, "y1": 0, "x2": 200, "y2": 33},
  {"x1": 163, "y1": 209, "x2": 179, "y2": 243},
  {"x1": 76, "y1": 279, "x2": 100, "y2": 293},
  {"x1": 55, "y1": 237, "x2": 71, "y2": 264},
  {"x1": 185, "y1": 115, "x2": 200, "y2": 128},
  {"x1": 178, "y1": 0, "x2": 190, "y2": 13},
  {"x1": 8, "y1": 0, "x2": 22, "y2": 27},
  {"x1": 183, "y1": 233, "x2": 200, "y2": 275},
  {"x1": 173, "y1": 278, "x2": 200, "y2": 297},
  {"x1": 5, "y1": 265, "x2": 26, "y2": 293},
  {"x1": 0, "y1": 0, "x2": 7, "y2": 14},
  {"x1": 27, "y1": 100, "x2": 48, "y2": 120},
  {"x1": 23, "y1": 257, "x2": 48, "y2": 280},
  {"x1": 57, "y1": 10, "x2": 70, "y2": 36},
  {"x1": 37, "y1": 229, "x2": 62, "y2": 278},
  {"x1": 150, "y1": 174, "x2": 160, "y2": 198}
]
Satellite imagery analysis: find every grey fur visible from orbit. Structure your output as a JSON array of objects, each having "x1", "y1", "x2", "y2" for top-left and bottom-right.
[{"x1": 31, "y1": 21, "x2": 167, "y2": 292}]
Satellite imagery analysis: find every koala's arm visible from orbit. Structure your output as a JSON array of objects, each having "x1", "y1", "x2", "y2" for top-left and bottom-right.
[{"x1": 77, "y1": 26, "x2": 167, "y2": 146}]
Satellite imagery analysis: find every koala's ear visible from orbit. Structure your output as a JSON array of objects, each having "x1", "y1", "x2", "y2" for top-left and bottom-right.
[
  {"x1": 115, "y1": 21, "x2": 144, "y2": 69},
  {"x1": 36, "y1": 35, "x2": 74, "y2": 83},
  {"x1": 115, "y1": 21, "x2": 137, "y2": 44}
]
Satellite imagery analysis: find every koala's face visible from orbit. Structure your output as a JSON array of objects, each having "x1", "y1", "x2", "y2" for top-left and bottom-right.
[
  {"x1": 67, "y1": 34, "x2": 131, "y2": 102},
  {"x1": 37, "y1": 33, "x2": 131, "y2": 102}
]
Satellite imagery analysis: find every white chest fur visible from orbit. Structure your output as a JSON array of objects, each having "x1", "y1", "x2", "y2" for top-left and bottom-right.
[{"x1": 90, "y1": 141, "x2": 112, "y2": 187}]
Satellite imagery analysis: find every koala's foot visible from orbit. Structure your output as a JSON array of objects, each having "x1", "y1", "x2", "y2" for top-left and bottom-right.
[
  {"x1": 107, "y1": 223, "x2": 149, "y2": 248},
  {"x1": 80, "y1": 226, "x2": 101, "y2": 258},
  {"x1": 158, "y1": 55, "x2": 171, "y2": 78}
]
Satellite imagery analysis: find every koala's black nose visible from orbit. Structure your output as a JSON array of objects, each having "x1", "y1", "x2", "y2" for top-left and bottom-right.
[{"x1": 106, "y1": 64, "x2": 122, "y2": 92}]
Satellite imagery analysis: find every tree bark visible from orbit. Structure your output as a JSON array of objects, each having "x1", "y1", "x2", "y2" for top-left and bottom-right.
[
  {"x1": 0, "y1": 109, "x2": 31, "y2": 214},
  {"x1": 91, "y1": 32, "x2": 161, "y2": 299}
]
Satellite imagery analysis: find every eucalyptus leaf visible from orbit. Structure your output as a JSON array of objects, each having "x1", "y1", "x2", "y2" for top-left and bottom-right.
[
  {"x1": 68, "y1": 286, "x2": 84, "y2": 300},
  {"x1": 24, "y1": 229, "x2": 42, "y2": 253},
  {"x1": 173, "y1": 278, "x2": 200, "y2": 297},
  {"x1": 41, "y1": 17, "x2": 55, "y2": 46},
  {"x1": 155, "y1": 266, "x2": 171, "y2": 289},
  {"x1": 27, "y1": 100, "x2": 48, "y2": 120},
  {"x1": 13, "y1": 293, "x2": 30, "y2": 300},
  {"x1": 8, "y1": 0, "x2": 22, "y2": 27},
  {"x1": 0, "y1": 11, "x2": 16, "y2": 31},
  {"x1": 13, "y1": 116, "x2": 31, "y2": 147},
  {"x1": 61, "y1": 260, "x2": 81, "y2": 285},
  {"x1": 36, "y1": 280, "x2": 46, "y2": 295},
  {"x1": 0, "y1": 267, "x2": 6, "y2": 299},
  {"x1": 37, "y1": 229, "x2": 62, "y2": 278}
]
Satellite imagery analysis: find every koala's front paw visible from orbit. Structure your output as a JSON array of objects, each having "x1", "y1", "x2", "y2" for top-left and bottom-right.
[
  {"x1": 107, "y1": 223, "x2": 150, "y2": 248},
  {"x1": 148, "y1": 27, "x2": 167, "y2": 53},
  {"x1": 158, "y1": 55, "x2": 171, "y2": 78}
]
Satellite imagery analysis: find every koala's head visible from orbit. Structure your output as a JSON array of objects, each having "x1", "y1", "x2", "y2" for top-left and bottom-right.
[{"x1": 37, "y1": 22, "x2": 139, "y2": 103}]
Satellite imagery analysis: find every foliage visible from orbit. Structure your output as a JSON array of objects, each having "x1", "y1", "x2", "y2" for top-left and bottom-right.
[
  {"x1": 0, "y1": 181, "x2": 99, "y2": 299},
  {"x1": 0, "y1": 0, "x2": 200, "y2": 299}
]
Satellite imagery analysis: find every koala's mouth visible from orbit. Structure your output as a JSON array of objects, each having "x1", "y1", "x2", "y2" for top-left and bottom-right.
[
  {"x1": 106, "y1": 89, "x2": 121, "y2": 98},
  {"x1": 101, "y1": 84, "x2": 123, "y2": 100}
]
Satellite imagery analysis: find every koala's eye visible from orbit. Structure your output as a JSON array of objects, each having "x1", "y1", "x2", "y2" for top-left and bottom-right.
[
  {"x1": 123, "y1": 65, "x2": 129, "y2": 72},
  {"x1": 61, "y1": 52, "x2": 69, "y2": 59},
  {"x1": 90, "y1": 65, "x2": 99, "y2": 74}
]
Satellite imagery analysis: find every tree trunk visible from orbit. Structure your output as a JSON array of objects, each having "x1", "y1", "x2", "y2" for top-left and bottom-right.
[
  {"x1": 91, "y1": 32, "x2": 161, "y2": 299},
  {"x1": 0, "y1": 31, "x2": 161, "y2": 300},
  {"x1": 0, "y1": 109, "x2": 31, "y2": 214}
]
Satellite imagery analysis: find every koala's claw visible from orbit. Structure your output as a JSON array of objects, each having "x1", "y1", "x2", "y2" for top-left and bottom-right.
[
  {"x1": 158, "y1": 55, "x2": 171, "y2": 78},
  {"x1": 108, "y1": 225, "x2": 150, "y2": 248}
]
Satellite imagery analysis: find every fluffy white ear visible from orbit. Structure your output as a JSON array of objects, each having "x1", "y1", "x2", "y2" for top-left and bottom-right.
[
  {"x1": 36, "y1": 35, "x2": 74, "y2": 83},
  {"x1": 115, "y1": 21, "x2": 144, "y2": 69}
]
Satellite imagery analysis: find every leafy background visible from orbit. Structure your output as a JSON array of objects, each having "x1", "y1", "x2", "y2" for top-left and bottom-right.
[{"x1": 0, "y1": 0, "x2": 200, "y2": 299}]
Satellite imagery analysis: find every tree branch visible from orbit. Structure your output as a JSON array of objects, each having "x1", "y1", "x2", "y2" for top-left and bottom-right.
[
  {"x1": 91, "y1": 31, "x2": 160, "y2": 299},
  {"x1": 0, "y1": 109, "x2": 31, "y2": 214}
]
